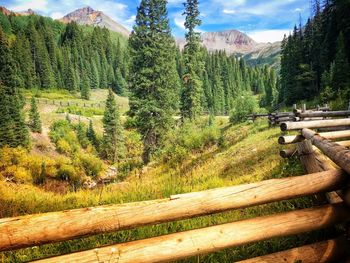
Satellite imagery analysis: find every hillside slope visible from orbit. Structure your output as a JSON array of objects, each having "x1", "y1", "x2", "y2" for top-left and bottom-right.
[{"x1": 1, "y1": 120, "x2": 330, "y2": 262}]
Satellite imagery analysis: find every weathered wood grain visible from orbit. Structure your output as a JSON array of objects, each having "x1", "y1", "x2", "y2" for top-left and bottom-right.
[
  {"x1": 238, "y1": 237, "x2": 350, "y2": 263},
  {"x1": 34, "y1": 204, "x2": 350, "y2": 263}
]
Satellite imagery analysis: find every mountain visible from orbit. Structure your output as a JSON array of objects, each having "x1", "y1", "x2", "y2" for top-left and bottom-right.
[
  {"x1": 59, "y1": 6, "x2": 130, "y2": 37},
  {"x1": 176, "y1": 30, "x2": 281, "y2": 68},
  {"x1": 243, "y1": 41, "x2": 281, "y2": 69},
  {"x1": 0, "y1": 6, "x2": 36, "y2": 16}
]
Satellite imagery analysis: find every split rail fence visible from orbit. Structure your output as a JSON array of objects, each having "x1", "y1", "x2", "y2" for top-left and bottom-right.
[{"x1": 1, "y1": 109, "x2": 350, "y2": 262}]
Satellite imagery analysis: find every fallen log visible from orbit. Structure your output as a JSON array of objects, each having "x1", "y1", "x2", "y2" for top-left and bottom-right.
[
  {"x1": 238, "y1": 237, "x2": 350, "y2": 263},
  {"x1": 0, "y1": 170, "x2": 346, "y2": 251},
  {"x1": 33, "y1": 204, "x2": 350, "y2": 263},
  {"x1": 302, "y1": 128, "x2": 350, "y2": 174},
  {"x1": 281, "y1": 119, "x2": 350, "y2": 131},
  {"x1": 278, "y1": 130, "x2": 350, "y2": 145},
  {"x1": 297, "y1": 110, "x2": 350, "y2": 119}
]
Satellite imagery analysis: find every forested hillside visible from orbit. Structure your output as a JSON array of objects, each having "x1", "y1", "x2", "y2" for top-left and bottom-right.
[
  {"x1": 280, "y1": 0, "x2": 350, "y2": 107},
  {"x1": 0, "y1": 11, "x2": 278, "y2": 115},
  {"x1": 0, "y1": 13, "x2": 129, "y2": 98}
]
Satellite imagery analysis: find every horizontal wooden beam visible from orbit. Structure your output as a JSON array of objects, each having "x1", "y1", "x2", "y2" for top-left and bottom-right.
[
  {"x1": 238, "y1": 237, "x2": 350, "y2": 263},
  {"x1": 302, "y1": 128, "x2": 350, "y2": 174},
  {"x1": 297, "y1": 110, "x2": 350, "y2": 118},
  {"x1": 280, "y1": 119, "x2": 350, "y2": 131},
  {"x1": 279, "y1": 130, "x2": 350, "y2": 145},
  {"x1": 0, "y1": 170, "x2": 347, "y2": 251},
  {"x1": 34, "y1": 204, "x2": 350, "y2": 263}
]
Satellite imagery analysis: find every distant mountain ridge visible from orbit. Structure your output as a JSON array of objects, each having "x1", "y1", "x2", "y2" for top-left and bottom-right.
[
  {"x1": 59, "y1": 6, "x2": 130, "y2": 37},
  {"x1": 176, "y1": 30, "x2": 281, "y2": 68},
  {"x1": 0, "y1": 6, "x2": 36, "y2": 16},
  {"x1": 0, "y1": 5, "x2": 280, "y2": 67}
]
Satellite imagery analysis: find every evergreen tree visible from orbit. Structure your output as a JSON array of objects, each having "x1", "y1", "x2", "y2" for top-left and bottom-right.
[
  {"x1": 129, "y1": 0, "x2": 179, "y2": 163},
  {"x1": 76, "y1": 121, "x2": 89, "y2": 148},
  {"x1": 331, "y1": 32, "x2": 350, "y2": 94},
  {"x1": 80, "y1": 72, "x2": 91, "y2": 100},
  {"x1": 102, "y1": 89, "x2": 124, "y2": 163},
  {"x1": 29, "y1": 96, "x2": 42, "y2": 133},
  {"x1": 87, "y1": 119, "x2": 99, "y2": 150},
  {"x1": 0, "y1": 27, "x2": 29, "y2": 148},
  {"x1": 180, "y1": 0, "x2": 204, "y2": 120}
]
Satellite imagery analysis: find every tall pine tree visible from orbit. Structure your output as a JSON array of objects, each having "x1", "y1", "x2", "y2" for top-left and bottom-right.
[
  {"x1": 29, "y1": 97, "x2": 42, "y2": 133},
  {"x1": 0, "y1": 26, "x2": 29, "y2": 148},
  {"x1": 102, "y1": 89, "x2": 124, "y2": 163},
  {"x1": 129, "y1": 0, "x2": 179, "y2": 163},
  {"x1": 180, "y1": 0, "x2": 204, "y2": 121}
]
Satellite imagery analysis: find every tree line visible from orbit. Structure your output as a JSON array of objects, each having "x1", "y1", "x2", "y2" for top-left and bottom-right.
[
  {"x1": 0, "y1": 13, "x2": 129, "y2": 99},
  {"x1": 0, "y1": 0, "x2": 278, "y2": 164},
  {"x1": 128, "y1": 0, "x2": 278, "y2": 162},
  {"x1": 279, "y1": 0, "x2": 350, "y2": 106}
]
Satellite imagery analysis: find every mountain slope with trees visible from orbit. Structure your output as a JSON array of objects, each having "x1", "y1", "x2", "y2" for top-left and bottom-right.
[{"x1": 279, "y1": 0, "x2": 350, "y2": 108}]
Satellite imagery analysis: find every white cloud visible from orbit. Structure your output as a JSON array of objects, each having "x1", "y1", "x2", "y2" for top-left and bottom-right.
[
  {"x1": 247, "y1": 29, "x2": 290, "y2": 43},
  {"x1": 294, "y1": 8, "x2": 302, "y2": 12},
  {"x1": 8, "y1": 0, "x2": 49, "y2": 12},
  {"x1": 223, "y1": 9, "x2": 236, "y2": 15},
  {"x1": 174, "y1": 14, "x2": 185, "y2": 30},
  {"x1": 50, "y1": 12, "x2": 64, "y2": 19},
  {"x1": 124, "y1": 15, "x2": 136, "y2": 30}
]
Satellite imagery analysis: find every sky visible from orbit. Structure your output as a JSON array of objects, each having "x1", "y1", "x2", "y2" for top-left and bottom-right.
[{"x1": 2, "y1": 0, "x2": 311, "y2": 43}]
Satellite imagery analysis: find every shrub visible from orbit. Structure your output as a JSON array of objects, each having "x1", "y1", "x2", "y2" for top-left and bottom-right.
[
  {"x1": 57, "y1": 164, "x2": 76, "y2": 181},
  {"x1": 3, "y1": 166, "x2": 32, "y2": 183},
  {"x1": 76, "y1": 152, "x2": 104, "y2": 178},
  {"x1": 56, "y1": 139, "x2": 73, "y2": 155},
  {"x1": 161, "y1": 122, "x2": 221, "y2": 166},
  {"x1": 230, "y1": 91, "x2": 259, "y2": 123},
  {"x1": 50, "y1": 121, "x2": 80, "y2": 155}
]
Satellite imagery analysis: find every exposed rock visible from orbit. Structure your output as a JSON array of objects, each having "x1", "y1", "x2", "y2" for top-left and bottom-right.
[
  {"x1": 59, "y1": 6, "x2": 130, "y2": 37},
  {"x1": 176, "y1": 29, "x2": 281, "y2": 67},
  {"x1": 0, "y1": 6, "x2": 36, "y2": 16}
]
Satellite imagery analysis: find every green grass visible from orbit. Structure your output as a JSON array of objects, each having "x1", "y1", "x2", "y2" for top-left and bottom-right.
[
  {"x1": 0, "y1": 119, "x2": 340, "y2": 262},
  {"x1": 56, "y1": 105, "x2": 105, "y2": 117}
]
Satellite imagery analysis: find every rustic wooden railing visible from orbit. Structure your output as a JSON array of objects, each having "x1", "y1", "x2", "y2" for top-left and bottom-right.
[{"x1": 1, "y1": 113, "x2": 350, "y2": 262}]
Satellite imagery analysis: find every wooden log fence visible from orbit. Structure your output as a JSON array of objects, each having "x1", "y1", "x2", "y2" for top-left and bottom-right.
[
  {"x1": 280, "y1": 118, "x2": 350, "y2": 131},
  {"x1": 301, "y1": 128, "x2": 350, "y2": 174},
  {"x1": 25, "y1": 98, "x2": 105, "y2": 109},
  {"x1": 254, "y1": 102, "x2": 350, "y2": 126},
  {"x1": 0, "y1": 169, "x2": 346, "y2": 251},
  {"x1": 34, "y1": 204, "x2": 350, "y2": 263},
  {"x1": 279, "y1": 130, "x2": 350, "y2": 144}
]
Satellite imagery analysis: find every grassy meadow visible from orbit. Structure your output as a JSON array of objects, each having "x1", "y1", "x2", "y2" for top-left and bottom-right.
[{"x1": 0, "y1": 116, "x2": 340, "y2": 262}]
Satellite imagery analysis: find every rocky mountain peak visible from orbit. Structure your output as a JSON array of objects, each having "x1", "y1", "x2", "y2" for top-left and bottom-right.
[{"x1": 59, "y1": 7, "x2": 130, "y2": 37}]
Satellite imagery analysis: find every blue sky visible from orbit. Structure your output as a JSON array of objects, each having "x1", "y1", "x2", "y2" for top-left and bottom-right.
[{"x1": 2, "y1": 0, "x2": 311, "y2": 43}]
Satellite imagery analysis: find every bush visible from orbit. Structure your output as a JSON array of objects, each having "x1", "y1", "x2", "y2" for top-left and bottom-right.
[
  {"x1": 230, "y1": 91, "x2": 259, "y2": 123},
  {"x1": 3, "y1": 166, "x2": 32, "y2": 183},
  {"x1": 50, "y1": 121, "x2": 80, "y2": 155},
  {"x1": 161, "y1": 122, "x2": 221, "y2": 166},
  {"x1": 76, "y1": 152, "x2": 104, "y2": 178},
  {"x1": 57, "y1": 164, "x2": 77, "y2": 181}
]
